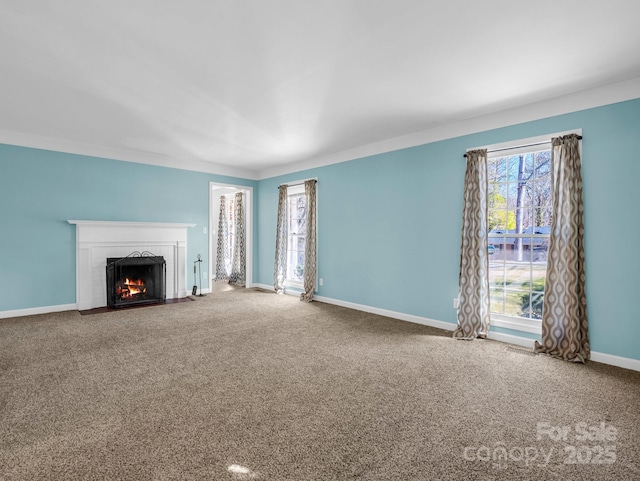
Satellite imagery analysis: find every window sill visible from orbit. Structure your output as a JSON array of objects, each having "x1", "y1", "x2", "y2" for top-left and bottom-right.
[{"x1": 491, "y1": 314, "x2": 541, "y2": 335}]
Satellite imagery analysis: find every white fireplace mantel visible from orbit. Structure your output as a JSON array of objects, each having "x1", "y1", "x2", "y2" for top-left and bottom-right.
[{"x1": 68, "y1": 220, "x2": 196, "y2": 310}]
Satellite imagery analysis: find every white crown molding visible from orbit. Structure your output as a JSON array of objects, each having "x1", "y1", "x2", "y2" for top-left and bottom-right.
[
  {"x1": 0, "y1": 129, "x2": 258, "y2": 180},
  {"x1": 257, "y1": 76, "x2": 640, "y2": 179},
  {"x1": 2, "y1": 77, "x2": 639, "y2": 181}
]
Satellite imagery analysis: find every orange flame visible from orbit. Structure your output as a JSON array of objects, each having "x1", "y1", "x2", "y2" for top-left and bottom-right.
[{"x1": 118, "y1": 278, "x2": 147, "y2": 299}]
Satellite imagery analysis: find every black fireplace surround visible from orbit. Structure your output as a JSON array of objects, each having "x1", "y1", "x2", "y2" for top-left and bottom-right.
[{"x1": 106, "y1": 252, "x2": 166, "y2": 308}]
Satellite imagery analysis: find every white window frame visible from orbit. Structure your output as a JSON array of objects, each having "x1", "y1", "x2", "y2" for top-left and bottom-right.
[
  {"x1": 468, "y1": 129, "x2": 582, "y2": 335},
  {"x1": 284, "y1": 183, "x2": 306, "y2": 288}
]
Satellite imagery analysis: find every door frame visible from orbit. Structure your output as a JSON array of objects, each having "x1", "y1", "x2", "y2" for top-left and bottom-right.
[{"x1": 209, "y1": 182, "x2": 253, "y2": 288}]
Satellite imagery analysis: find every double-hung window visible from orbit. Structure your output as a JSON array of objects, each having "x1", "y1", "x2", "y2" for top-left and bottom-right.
[
  {"x1": 487, "y1": 146, "x2": 551, "y2": 324},
  {"x1": 285, "y1": 184, "x2": 307, "y2": 285}
]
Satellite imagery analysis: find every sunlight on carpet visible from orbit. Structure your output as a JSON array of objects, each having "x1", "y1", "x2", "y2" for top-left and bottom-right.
[{"x1": 228, "y1": 464, "x2": 258, "y2": 479}]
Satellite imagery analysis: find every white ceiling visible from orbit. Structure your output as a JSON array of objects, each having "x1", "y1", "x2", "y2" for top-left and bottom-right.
[{"x1": 2, "y1": 1, "x2": 640, "y2": 179}]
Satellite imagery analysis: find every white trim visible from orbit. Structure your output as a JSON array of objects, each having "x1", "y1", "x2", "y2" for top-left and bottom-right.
[
  {"x1": 68, "y1": 220, "x2": 196, "y2": 229},
  {"x1": 258, "y1": 78, "x2": 640, "y2": 179},
  {"x1": 69, "y1": 220, "x2": 194, "y2": 309},
  {"x1": 255, "y1": 284, "x2": 319, "y2": 296},
  {"x1": 2, "y1": 80, "x2": 638, "y2": 181},
  {"x1": 279, "y1": 177, "x2": 318, "y2": 188},
  {"x1": 3, "y1": 289, "x2": 638, "y2": 371},
  {"x1": 491, "y1": 315, "x2": 542, "y2": 335},
  {"x1": 253, "y1": 284, "x2": 309, "y2": 299},
  {"x1": 0, "y1": 129, "x2": 257, "y2": 180},
  {"x1": 314, "y1": 296, "x2": 640, "y2": 371},
  {"x1": 470, "y1": 128, "x2": 582, "y2": 158},
  {"x1": 281, "y1": 180, "x2": 318, "y2": 290},
  {"x1": 286, "y1": 183, "x2": 306, "y2": 195},
  {"x1": 487, "y1": 331, "x2": 536, "y2": 348},
  {"x1": 0, "y1": 304, "x2": 76, "y2": 319},
  {"x1": 250, "y1": 287, "x2": 640, "y2": 372},
  {"x1": 590, "y1": 351, "x2": 640, "y2": 372},
  {"x1": 208, "y1": 182, "x2": 254, "y2": 289},
  {"x1": 313, "y1": 295, "x2": 456, "y2": 332},
  {"x1": 483, "y1": 134, "x2": 561, "y2": 334}
]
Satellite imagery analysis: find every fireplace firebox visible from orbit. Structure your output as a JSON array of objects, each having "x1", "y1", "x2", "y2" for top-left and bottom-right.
[{"x1": 106, "y1": 252, "x2": 166, "y2": 308}]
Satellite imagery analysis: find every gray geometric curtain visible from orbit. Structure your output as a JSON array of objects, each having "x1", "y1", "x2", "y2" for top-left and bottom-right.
[
  {"x1": 453, "y1": 149, "x2": 491, "y2": 340},
  {"x1": 534, "y1": 134, "x2": 589, "y2": 362},
  {"x1": 300, "y1": 180, "x2": 317, "y2": 302},
  {"x1": 215, "y1": 195, "x2": 229, "y2": 281},
  {"x1": 229, "y1": 192, "x2": 246, "y2": 287},
  {"x1": 274, "y1": 185, "x2": 288, "y2": 294}
]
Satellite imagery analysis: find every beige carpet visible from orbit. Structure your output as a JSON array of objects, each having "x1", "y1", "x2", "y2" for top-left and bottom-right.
[{"x1": 1, "y1": 287, "x2": 639, "y2": 480}]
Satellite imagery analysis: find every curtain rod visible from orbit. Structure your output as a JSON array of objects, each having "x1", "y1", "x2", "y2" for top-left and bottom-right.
[
  {"x1": 278, "y1": 178, "x2": 317, "y2": 189},
  {"x1": 463, "y1": 135, "x2": 583, "y2": 158}
]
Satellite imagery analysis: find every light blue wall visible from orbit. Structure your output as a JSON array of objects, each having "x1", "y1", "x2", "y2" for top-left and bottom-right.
[
  {"x1": 2, "y1": 99, "x2": 639, "y2": 361},
  {"x1": 256, "y1": 98, "x2": 640, "y2": 361},
  {"x1": 0, "y1": 145, "x2": 256, "y2": 311}
]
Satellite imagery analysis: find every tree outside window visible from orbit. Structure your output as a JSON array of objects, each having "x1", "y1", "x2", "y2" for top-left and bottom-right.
[
  {"x1": 286, "y1": 186, "x2": 306, "y2": 282},
  {"x1": 488, "y1": 149, "x2": 551, "y2": 319}
]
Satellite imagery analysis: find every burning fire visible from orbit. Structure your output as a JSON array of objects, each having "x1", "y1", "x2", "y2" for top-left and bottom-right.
[{"x1": 117, "y1": 277, "x2": 147, "y2": 299}]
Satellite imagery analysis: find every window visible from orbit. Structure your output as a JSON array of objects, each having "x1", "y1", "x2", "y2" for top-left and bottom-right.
[
  {"x1": 285, "y1": 184, "x2": 307, "y2": 284},
  {"x1": 487, "y1": 147, "x2": 551, "y2": 321}
]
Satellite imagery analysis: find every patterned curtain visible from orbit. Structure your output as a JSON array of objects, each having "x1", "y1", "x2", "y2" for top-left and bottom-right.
[
  {"x1": 453, "y1": 149, "x2": 491, "y2": 340},
  {"x1": 274, "y1": 185, "x2": 288, "y2": 294},
  {"x1": 229, "y1": 192, "x2": 246, "y2": 286},
  {"x1": 215, "y1": 195, "x2": 229, "y2": 281},
  {"x1": 300, "y1": 180, "x2": 317, "y2": 302},
  {"x1": 534, "y1": 134, "x2": 589, "y2": 362}
]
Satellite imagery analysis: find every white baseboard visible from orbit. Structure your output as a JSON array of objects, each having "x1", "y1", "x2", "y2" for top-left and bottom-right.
[
  {"x1": 0, "y1": 303, "x2": 77, "y2": 319},
  {"x1": 3, "y1": 291, "x2": 638, "y2": 372},
  {"x1": 310, "y1": 294, "x2": 639, "y2": 372},
  {"x1": 590, "y1": 351, "x2": 640, "y2": 372},
  {"x1": 313, "y1": 295, "x2": 456, "y2": 332}
]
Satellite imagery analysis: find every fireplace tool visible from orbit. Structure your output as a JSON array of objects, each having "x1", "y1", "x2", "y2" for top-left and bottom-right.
[
  {"x1": 194, "y1": 254, "x2": 206, "y2": 297},
  {"x1": 192, "y1": 262, "x2": 198, "y2": 296}
]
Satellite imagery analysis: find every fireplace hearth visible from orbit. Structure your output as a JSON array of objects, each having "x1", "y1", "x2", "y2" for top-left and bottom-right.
[{"x1": 106, "y1": 252, "x2": 166, "y2": 308}]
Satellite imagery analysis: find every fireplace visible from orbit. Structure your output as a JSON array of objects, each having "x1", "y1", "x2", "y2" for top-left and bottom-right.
[{"x1": 106, "y1": 252, "x2": 166, "y2": 308}]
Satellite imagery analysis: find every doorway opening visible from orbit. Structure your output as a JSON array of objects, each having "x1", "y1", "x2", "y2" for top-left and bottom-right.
[{"x1": 209, "y1": 183, "x2": 253, "y2": 289}]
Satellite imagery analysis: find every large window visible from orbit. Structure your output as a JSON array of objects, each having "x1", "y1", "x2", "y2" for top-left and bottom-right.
[
  {"x1": 487, "y1": 147, "x2": 551, "y2": 321},
  {"x1": 285, "y1": 184, "x2": 307, "y2": 284}
]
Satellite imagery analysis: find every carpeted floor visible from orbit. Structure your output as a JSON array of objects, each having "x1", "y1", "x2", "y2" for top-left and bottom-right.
[{"x1": 1, "y1": 286, "x2": 639, "y2": 480}]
